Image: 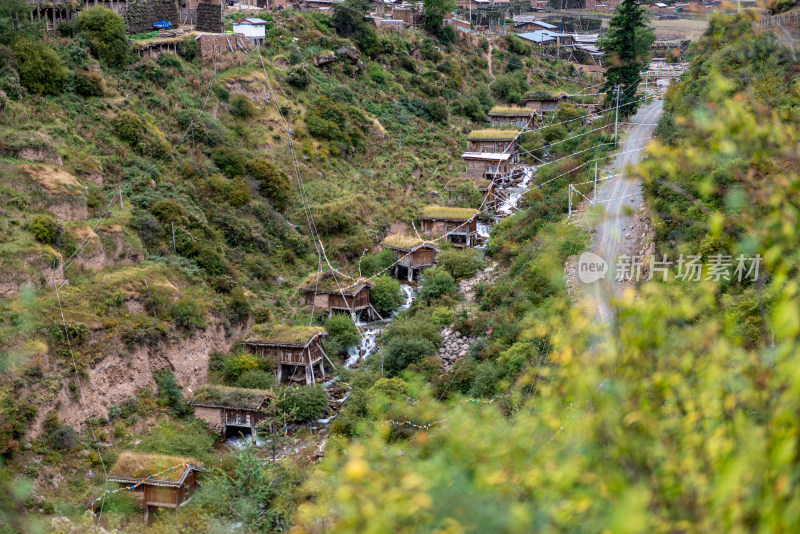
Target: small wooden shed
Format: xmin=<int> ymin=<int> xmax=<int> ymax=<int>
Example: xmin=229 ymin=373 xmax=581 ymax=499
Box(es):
xmin=444 ymin=178 xmax=499 ymax=211
xmin=487 ymin=106 xmax=535 ymax=128
xmin=380 ymin=234 xmax=439 ymax=281
xmin=522 ymin=93 xmax=567 ymax=113
xmin=108 ymin=452 xmax=204 ymax=521
xmin=241 ymin=325 xmax=332 ymax=385
xmin=461 ymin=152 xmax=513 ymax=181
xmin=189 ymin=385 xmax=273 ymax=439
xmin=419 ymin=206 xmax=479 ymax=248
xmin=466 ymin=129 xmax=520 ymax=161
xmin=300 ymin=272 xmax=381 ymax=321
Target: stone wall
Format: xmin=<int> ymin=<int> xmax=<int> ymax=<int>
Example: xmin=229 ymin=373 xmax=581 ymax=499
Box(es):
xmin=196 ymin=1 xmax=223 ymax=32
xmin=126 ymin=0 xmax=180 ymax=35
xmin=193 ymin=406 xmax=223 ymax=434
xmin=196 ymin=33 xmax=251 ymax=57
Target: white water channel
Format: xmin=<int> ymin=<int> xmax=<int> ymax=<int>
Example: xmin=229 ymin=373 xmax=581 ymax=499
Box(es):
xmin=497 ymin=167 xmax=534 ymax=216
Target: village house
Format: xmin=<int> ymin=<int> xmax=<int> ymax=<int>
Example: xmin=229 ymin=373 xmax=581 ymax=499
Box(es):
xmin=232 ymin=17 xmax=267 ymax=46
xmin=521 ymin=92 xmax=566 ymax=113
xmin=300 ymin=272 xmax=381 ymax=321
xmin=293 ymin=0 xmax=342 ymax=13
xmin=189 ymin=385 xmax=273 ymax=439
xmin=487 ymin=106 xmax=535 ymax=128
xmin=391 ymin=5 xmax=422 ymax=27
xmin=466 ymin=129 xmax=520 ymax=160
xmin=461 ymin=152 xmax=513 ymax=181
xmin=444 ymin=177 xmax=499 ymax=212
xmin=380 ymin=234 xmax=439 ymax=281
xmin=512 ymin=15 xmax=558 ymax=33
xmin=457 ymin=0 xmax=492 ymax=9
xmin=419 ymin=206 xmax=479 ymax=248
xmin=108 ymin=452 xmax=204 ymax=521
xmin=240 ymin=325 xmax=333 ymax=385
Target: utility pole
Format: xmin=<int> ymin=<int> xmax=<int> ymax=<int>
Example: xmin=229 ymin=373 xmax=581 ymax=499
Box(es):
xmin=613 ymin=85 xmax=621 ymax=148
xmin=567 ymin=185 xmax=573 ymax=219
xmin=593 ymin=160 xmax=598 ymax=203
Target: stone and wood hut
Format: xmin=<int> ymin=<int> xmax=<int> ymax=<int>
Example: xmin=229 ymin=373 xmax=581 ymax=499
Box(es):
xmin=487 ymin=106 xmax=535 ymax=128
xmin=108 ymin=452 xmax=204 ymax=521
xmin=521 ymin=92 xmax=566 ymax=113
xmin=241 ymin=325 xmax=332 ymax=385
xmin=466 ymin=129 xmax=520 ymax=161
xmin=300 ymin=272 xmax=381 ymax=321
xmin=461 ymin=152 xmax=513 ymax=181
xmin=419 ymin=206 xmax=479 ymax=248
xmin=380 ymin=234 xmax=439 ymax=281
xmin=189 ymin=385 xmax=273 ymax=439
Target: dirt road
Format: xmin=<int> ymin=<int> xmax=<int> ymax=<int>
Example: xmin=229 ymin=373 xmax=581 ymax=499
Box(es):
xmin=588 ymin=100 xmax=663 ymax=323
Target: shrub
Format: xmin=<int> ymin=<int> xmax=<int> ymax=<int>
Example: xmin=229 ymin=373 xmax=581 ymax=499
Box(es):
xmin=224 ymin=352 xmax=267 ymax=383
xmin=286 ymin=64 xmax=311 ymax=88
xmin=326 ymin=314 xmax=360 ymax=352
xmin=212 ymin=147 xmax=246 ymax=178
xmin=541 ymin=124 xmax=568 ymax=144
xmin=277 ymin=385 xmax=328 ymax=422
xmin=504 ymin=35 xmax=529 ymax=55
xmin=361 ymin=249 xmax=396 ymax=278
xmin=418 ymin=267 xmax=457 ymax=303
xmin=431 ymin=306 xmax=455 ymax=327
xmin=57 ymin=21 xmax=77 ymax=38
xmin=463 ymin=96 xmax=485 ymax=122
xmin=491 ymin=72 xmax=527 ymax=103
xmin=0 ymin=89 xmax=6 ymax=111
xmin=227 ymin=287 xmax=251 ymax=325
xmin=171 ymin=295 xmax=206 ymax=331
xmin=29 ymin=214 xmax=59 ymax=244
xmin=427 ymin=99 xmax=449 ymax=123
xmin=113 ymin=111 xmax=143 ymax=144
xmin=451 ymin=182 xmax=482 ymax=208
xmin=137 ymin=419 xmax=216 ymax=459
xmin=236 ymin=369 xmax=275 ymax=389
xmin=76 ymin=6 xmax=129 ymax=68
xmin=157 ymin=53 xmax=182 ymax=72
xmin=369 ymin=377 xmax=409 ymax=398
xmin=468 ymin=361 xmax=500 ymax=398
xmin=370 ymin=275 xmax=403 ymax=315
xmin=246 ymin=159 xmax=290 ymax=210
xmin=177 ymin=38 xmax=198 ymax=62
xmin=48 ymin=424 xmax=79 ymax=451
xmin=437 ymin=249 xmax=484 ymax=281
xmin=74 ymin=70 xmax=105 ymax=97
xmin=153 ymin=369 xmax=192 ymax=416
xmin=230 ymin=94 xmax=257 ymax=119
xmin=13 ymin=40 xmax=66 ymax=95
xmin=383 ymin=337 xmax=436 ymax=377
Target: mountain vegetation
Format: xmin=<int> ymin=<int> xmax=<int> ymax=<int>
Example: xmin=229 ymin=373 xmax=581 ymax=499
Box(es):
xmin=1 ymin=2 xmax=797 ymax=533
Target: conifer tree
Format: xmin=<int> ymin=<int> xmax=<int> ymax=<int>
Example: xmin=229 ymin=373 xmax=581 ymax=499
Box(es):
xmin=597 ymin=0 xmax=655 ymax=115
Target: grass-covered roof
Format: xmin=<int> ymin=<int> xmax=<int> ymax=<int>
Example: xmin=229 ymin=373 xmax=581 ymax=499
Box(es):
xmin=380 ymin=234 xmax=438 ymax=251
xmin=243 ymin=324 xmax=326 ymax=345
xmin=488 ymin=106 xmax=533 ymax=116
xmin=109 ymin=452 xmax=201 ymax=482
xmin=421 ymin=205 xmax=479 ymax=221
xmin=467 ymin=129 xmax=519 ymax=140
xmin=300 ymin=271 xmax=372 ymax=293
xmin=190 ymin=385 xmax=271 ymax=410
xmin=445 ymin=177 xmax=493 ymax=190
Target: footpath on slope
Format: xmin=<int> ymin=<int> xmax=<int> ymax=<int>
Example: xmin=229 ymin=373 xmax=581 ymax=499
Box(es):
xmin=566 ymin=100 xmax=664 ymax=323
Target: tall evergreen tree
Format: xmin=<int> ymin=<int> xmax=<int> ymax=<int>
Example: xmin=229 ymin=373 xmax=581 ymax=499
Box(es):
xmin=597 ymin=0 xmax=655 ymax=116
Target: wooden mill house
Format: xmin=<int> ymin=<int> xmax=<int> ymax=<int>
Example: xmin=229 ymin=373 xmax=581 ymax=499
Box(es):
xmin=419 ymin=206 xmax=479 ymax=248
xmin=108 ymin=452 xmax=204 ymax=521
xmin=380 ymin=234 xmax=439 ymax=281
xmin=487 ymin=106 xmax=535 ymax=128
xmin=466 ymin=129 xmax=520 ymax=161
xmin=300 ymin=272 xmax=381 ymax=321
xmin=444 ymin=177 xmax=499 ymax=212
xmin=189 ymin=385 xmax=273 ymax=439
xmin=461 ymin=152 xmax=513 ymax=181
xmin=522 ymin=92 xmax=567 ymax=113
xmin=241 ymin=325 xmax=333 ymax=385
